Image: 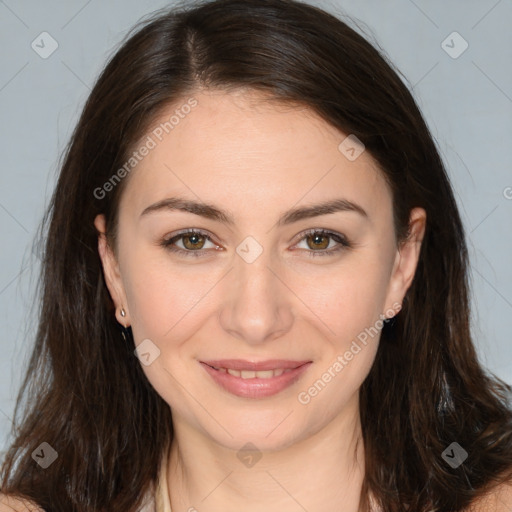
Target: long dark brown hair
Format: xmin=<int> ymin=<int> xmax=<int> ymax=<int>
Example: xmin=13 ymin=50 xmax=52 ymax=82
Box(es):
xmin=1 ymin=0 xmax=511 ymax=510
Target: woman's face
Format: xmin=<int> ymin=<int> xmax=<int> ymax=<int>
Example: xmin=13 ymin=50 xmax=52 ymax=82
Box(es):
xmin=95 ymin=89 xmax=425 ymax=451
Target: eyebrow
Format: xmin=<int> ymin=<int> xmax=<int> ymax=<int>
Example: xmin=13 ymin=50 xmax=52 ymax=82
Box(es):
xmin=140 ymin=196 xmax=368 ymax=226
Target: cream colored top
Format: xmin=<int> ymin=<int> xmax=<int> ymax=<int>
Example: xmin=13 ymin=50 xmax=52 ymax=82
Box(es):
xmin=155 ymin=444 xmax=172 ymax=512
xmin=138 ymin=444 xmax=172 ymax=512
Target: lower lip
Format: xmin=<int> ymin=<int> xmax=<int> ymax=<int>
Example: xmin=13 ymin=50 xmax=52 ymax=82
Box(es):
xmin=200 ymin=362 xmax=312 ymax=399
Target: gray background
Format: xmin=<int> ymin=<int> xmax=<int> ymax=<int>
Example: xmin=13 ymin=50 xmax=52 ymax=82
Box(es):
xmin=1 ymin=0 xmax=511 ymax=456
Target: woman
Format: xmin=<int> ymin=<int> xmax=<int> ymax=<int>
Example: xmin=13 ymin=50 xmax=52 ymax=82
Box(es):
xmin=1 ymin=0 xmax=512 ymax=510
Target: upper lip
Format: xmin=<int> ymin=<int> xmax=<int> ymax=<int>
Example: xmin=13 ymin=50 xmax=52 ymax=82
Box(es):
xmin=201 ymin=359 xmax=311 ymax=371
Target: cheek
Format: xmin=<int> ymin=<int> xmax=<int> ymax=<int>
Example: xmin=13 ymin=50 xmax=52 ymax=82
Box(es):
xmin=121 ymin=254 xmax=212 ymax=403
xmin=123 ymin=256 xmax=210 ymax=341
xmin=292 ymin=261 xmax=390 ymax=411
xmin=291 ymin=254 xmax=393 ymax=343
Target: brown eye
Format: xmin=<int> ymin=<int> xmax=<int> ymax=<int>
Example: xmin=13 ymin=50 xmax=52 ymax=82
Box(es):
xmin=161 ymin=229 xmax=219 ymax=258
xmin=305 ymin=233 xmax=330 ymax=250
xmin=182 ymin=232 xmax=206 ymax=250
xmin=294 ymin=229 xmax=351 ymax=258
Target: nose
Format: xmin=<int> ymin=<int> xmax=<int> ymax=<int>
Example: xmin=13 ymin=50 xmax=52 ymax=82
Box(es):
xmin=218 ymin=245 xmax=295 ymax=346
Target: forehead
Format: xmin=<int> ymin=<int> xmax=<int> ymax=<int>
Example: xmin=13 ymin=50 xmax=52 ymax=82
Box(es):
xmin=120 ymin=89 xmax=391 ymax=224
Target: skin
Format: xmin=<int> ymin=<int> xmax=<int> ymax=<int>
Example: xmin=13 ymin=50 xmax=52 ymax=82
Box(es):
xmin=94 ymin=88 xmax=426 ymax=512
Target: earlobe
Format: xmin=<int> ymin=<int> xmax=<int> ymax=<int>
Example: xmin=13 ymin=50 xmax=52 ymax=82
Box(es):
xmin=384 ymin=207 xmax=426 ymax=316
xmin=94 ymin=214 xmax=130 ymax=326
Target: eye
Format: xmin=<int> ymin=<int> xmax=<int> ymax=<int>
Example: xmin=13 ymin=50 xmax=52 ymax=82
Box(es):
xmin=161 ymin=229 xmax=220 ymax=258
xmin=293 ymin=229 xmax=351 ymax=258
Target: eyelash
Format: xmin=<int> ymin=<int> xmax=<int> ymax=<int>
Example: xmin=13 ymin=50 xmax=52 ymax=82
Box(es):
xmin=160 ymin=228 xmax=351 ymax=259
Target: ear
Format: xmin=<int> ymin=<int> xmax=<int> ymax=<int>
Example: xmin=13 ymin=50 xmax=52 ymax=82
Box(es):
xmin=383 ymin=207 xmax=426 ymax=318
xmin=94 ymin=214 xmax=130 ymax=326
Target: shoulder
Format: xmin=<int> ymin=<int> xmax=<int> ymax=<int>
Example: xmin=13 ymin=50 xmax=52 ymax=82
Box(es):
xmin=465 ymin=479 xmax=512 ymax=512
xmin=0 ymin=494 xmax=43 ymax=512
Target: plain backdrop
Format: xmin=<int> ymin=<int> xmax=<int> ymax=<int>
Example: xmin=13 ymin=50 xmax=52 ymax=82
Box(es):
xmin=0 ymin=0 xmax=511 ymax=456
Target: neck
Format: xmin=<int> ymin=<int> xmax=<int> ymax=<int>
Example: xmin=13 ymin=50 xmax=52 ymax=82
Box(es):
xmin=167 ymin=393 xmax=367 ymax=512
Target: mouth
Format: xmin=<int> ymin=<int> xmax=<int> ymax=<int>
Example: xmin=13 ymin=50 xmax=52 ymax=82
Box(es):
xmin=199 ymin=359 xmax=312 ymax=398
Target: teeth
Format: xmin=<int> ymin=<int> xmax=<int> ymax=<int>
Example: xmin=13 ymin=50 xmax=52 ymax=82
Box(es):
xmin=218 ymin=367 xmax=291 ymax=379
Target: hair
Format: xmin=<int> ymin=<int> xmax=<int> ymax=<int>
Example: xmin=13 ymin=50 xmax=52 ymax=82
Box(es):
xmin=1 ymin=0 xmax=511 ymax=510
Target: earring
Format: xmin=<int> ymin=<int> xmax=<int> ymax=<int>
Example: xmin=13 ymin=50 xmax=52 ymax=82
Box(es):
xmin=118 ymin=307 xmax=132 ymax=342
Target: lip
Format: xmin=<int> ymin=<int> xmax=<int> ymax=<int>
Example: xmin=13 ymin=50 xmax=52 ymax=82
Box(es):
xmin=200 ymin=360 xmax=312 ymax=399
xmin=201 ymin=359 xmax=311 ymax=371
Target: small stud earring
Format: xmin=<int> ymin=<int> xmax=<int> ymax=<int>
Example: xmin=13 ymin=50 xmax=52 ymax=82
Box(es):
xmin=120 ymin=308 xmax=126 ymax=317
